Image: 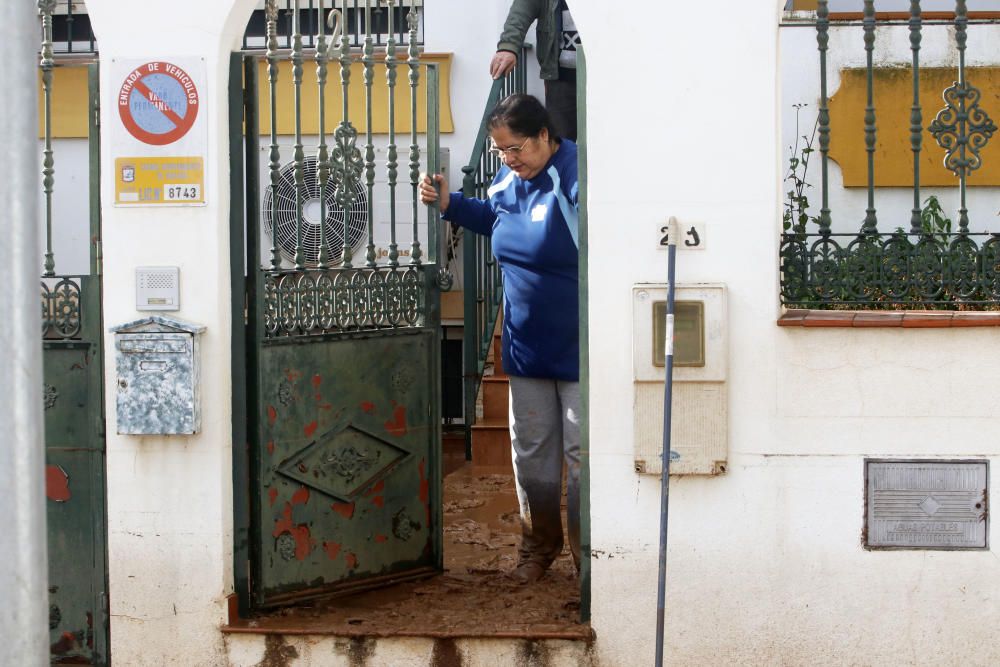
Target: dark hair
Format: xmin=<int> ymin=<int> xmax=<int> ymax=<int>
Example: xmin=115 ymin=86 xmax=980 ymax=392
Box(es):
xmin=486 ymin=94 xmax=558 ymax=140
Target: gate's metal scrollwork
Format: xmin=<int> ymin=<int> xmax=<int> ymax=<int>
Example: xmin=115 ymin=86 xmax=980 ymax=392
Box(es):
xmin=245 ymin=0 xmax=442 ymax=609
xmin=258 ymin=0 xmax=437 ymax=338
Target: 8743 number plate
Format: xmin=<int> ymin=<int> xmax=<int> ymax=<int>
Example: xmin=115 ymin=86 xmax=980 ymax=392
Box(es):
xmin=165 ymin=184 xmax=201 ymax=201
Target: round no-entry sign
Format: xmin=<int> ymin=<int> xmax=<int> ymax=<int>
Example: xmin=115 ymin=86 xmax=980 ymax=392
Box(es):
xmin=118 ymin=61 xmax=199 ymax=146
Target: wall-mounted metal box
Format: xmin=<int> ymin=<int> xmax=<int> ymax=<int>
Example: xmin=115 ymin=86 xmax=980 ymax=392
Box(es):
xmin=865 ymin=459 xmax=988 ymax=550
xmin=632 ymin=283 xmax=728 ymax=476
xmin=110 ymin=316 xmax=206 ymax=435
xmin=136 ymin=266 xmax=180 ymax=311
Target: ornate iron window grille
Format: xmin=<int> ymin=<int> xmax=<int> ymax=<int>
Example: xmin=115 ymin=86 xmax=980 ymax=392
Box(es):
xmin=779 ymin=0 xmax=1000 ymax=310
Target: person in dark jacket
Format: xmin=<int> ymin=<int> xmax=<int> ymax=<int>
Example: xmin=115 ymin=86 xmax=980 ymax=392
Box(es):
xmin=419 ymin=95 xmax=579 ymax=584
xmin=489 ymin=0 xmax=580 ymax=142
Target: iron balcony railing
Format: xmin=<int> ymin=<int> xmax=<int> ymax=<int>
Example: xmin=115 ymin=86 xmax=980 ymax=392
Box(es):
xmin=243 ymin=0 xmax=424 ymax=51
xmin=779 ymin=0 xmax=1000 ymax=309
xmin=460 ymin=49 xmax=529 ymax=454
xmin=41 ymin=0 xmax=424 ymax=56
xmin=783 ymin=0 xmax=1000 ymax=16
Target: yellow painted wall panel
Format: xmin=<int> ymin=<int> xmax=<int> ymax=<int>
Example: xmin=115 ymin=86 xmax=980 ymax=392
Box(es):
xmin=39 ymin=54 xmax=454 ymax=139
xmin=254 ymin=53 xmax=454 ymax=135
xmin=38 ymin=65 xmax=90 ymax=139
xmin=828 ymin=67 xmax=1000 ymax=187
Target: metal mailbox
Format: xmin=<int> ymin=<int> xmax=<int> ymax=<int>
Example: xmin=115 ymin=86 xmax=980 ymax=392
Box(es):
xmin=110 ymin=315 xmax=206 ymax=435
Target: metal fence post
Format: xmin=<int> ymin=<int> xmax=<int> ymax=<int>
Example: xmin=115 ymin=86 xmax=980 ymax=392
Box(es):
xmin=0 ymin=1 xmax=48 ymax=665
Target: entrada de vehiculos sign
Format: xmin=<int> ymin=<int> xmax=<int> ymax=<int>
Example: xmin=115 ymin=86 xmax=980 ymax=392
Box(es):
xmin=112 ymin=58 xmax=206 ymax=206
xmin=118 ymin=61 xmax=199 ymax=145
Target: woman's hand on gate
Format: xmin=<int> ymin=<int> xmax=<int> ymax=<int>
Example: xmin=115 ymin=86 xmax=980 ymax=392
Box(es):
xmin=419 ymin=172 xmax=449 ymax=214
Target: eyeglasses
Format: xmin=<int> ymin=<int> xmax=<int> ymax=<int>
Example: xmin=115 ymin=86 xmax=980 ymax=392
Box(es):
xmin=488 ymin=136 xmax=533 ymax=159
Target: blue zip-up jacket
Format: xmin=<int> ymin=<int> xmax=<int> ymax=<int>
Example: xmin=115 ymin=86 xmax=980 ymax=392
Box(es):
xmin=443 ymin=140 xmax=579 ymax=381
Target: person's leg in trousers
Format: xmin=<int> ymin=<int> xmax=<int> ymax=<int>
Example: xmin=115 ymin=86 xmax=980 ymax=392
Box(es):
xmin=558 ymin=380 xmax=581 ymax=570
xmin=509 ymin=376 xmax=565 ymax=578
xmin=544 ymin=78 xmax=578 ymax=142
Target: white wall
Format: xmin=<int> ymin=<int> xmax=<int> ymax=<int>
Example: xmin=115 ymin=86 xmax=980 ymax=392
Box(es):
xmin=86 ymin=1 xmax=257 ymax=665
xmin=572 ymin=0 xmax=1000 ymax=664
xmin=427 ymin=0 xmax=543 ymax=166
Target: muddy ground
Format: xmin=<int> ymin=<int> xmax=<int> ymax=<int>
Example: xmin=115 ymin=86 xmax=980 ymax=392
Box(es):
xmin=237 ymin=464 xmax=586 ymax=638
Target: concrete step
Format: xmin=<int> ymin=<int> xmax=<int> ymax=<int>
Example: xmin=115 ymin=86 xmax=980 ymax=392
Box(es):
xmin=226 ymin=632 xmax=595 ymax=666
xmin=471 ymin=420 xmax=511 ymax=467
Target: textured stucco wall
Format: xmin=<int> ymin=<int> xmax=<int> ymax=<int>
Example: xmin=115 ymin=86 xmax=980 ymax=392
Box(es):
xmin=570 ymin=0 xmax=1000 ymax=664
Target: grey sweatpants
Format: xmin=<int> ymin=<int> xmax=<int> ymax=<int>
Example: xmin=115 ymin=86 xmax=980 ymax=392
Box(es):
xmin=508 ymin=376 xmax=580 ymax=568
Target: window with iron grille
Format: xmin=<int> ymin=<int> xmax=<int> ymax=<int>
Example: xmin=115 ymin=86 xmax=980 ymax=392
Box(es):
xmin=779 ymin=1 xmax=1000 ymax=311
xmin=43 ymin=1 xmax=425 ymax=56
xmin=46 ymin=1 xmax=96 ymax=55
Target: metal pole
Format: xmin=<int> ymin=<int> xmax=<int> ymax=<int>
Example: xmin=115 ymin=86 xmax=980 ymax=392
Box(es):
xmin=654 ymin=216 xmax=679 ymax=667
xmin=0 ymin=0 xmax=48 ymax=665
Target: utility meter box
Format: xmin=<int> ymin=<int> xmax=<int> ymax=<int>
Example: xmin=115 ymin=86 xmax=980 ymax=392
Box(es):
xmin=632 ymin=283 xmax=727 ymax=476
xmin=110 ymin=315 xmax=206 ymax=435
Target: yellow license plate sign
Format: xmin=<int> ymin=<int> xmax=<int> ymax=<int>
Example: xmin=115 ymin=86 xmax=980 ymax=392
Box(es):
xmin=115 ymin=156 xmax=205 ymax=205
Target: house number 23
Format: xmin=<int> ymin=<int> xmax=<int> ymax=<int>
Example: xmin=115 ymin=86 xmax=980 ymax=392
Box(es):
xmin=658 ymin=222 xmax=706 ymax=250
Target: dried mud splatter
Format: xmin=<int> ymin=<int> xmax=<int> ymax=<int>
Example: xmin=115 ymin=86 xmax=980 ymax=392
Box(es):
xmin=241 ymin=465 xmax=584 ymax=637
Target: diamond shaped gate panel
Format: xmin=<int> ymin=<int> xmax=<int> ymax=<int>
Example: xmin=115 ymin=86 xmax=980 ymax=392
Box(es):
xmin=236 ymin=2 xmax=444 ymax=609
xmin=276 ymin=424 xmax=410 ymax=501
xmin=256 ymin=334 xmax=439 ymax=605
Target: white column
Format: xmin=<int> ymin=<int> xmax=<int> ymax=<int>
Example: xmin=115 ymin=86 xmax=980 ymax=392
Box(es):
xmin=84 ymin=1 xmax=256 ymax=664
xmin=0 ymin=2 xmax=48 ymax=665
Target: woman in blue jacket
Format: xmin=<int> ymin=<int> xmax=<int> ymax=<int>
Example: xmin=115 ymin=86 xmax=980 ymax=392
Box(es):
xmin=420 ymin=94 xmax=579 ymax=584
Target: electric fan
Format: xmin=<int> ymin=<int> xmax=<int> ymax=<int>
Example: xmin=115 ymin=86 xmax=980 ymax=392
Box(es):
xmin=262 ymin=155 xmax=369 ymax=266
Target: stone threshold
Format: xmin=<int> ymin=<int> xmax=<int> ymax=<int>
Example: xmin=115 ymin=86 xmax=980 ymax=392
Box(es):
xmin=222 ymin=593 xmax=593 ymax=640
xmin=221 ymin=623 xmax=595 ymax=641
xmin=224 ymin=631 xmax=598 ymax=667
xmin=221 ymin=595 xmax=594 ymax=642
xmin=221 ymin=578 xmax=594 ymax=642
xmin=778 ymin=309 xmax=1000 ymax=328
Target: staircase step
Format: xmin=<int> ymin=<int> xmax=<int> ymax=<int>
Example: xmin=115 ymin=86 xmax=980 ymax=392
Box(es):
xmin=471 ymin=420 xmax=511 ymax=467
xmin=491 ymin=334 xmax=506 ymax=378
xmin=481 ymin=376 xmax=509 ymax=422
xmin=471 ymin=419 xmax=508 ymax=429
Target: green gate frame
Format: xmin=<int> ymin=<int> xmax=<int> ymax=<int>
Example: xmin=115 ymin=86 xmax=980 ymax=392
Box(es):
xmin=230 ymin=27 xmax=444 ymax=609
xmin=42 ymin=62 xmax=109 ymax=666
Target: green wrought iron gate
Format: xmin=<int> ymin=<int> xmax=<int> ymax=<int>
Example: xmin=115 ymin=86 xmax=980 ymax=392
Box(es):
xmin=38 ymin=39 xmax=109 ymax=667
xmin=237 ymin=0 xmax=444 ymax=609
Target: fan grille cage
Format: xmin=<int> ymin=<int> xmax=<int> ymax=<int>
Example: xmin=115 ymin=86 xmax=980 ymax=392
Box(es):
xmin=262 ymin=156 xmax=369 ymax=266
